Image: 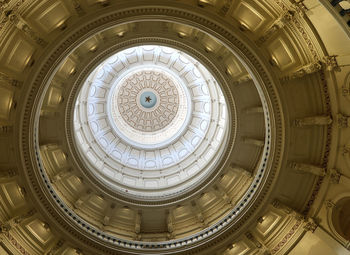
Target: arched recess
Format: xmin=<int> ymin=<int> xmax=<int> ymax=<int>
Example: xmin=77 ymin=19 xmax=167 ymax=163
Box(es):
xmin=331 ymin=197 xmax=350 ymax=242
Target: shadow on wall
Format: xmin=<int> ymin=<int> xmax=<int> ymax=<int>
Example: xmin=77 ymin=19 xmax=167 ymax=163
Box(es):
xmin=332 ymin=197 xmax=350 ymax=241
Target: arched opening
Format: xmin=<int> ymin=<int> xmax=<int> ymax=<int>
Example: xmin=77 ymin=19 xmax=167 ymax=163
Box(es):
xmin=332 ymin=197 xmax=350 ymax=241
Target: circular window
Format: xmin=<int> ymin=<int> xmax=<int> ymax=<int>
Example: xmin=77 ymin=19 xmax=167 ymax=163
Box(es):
xmin=74 ymin=45 xmax=229 ymax=199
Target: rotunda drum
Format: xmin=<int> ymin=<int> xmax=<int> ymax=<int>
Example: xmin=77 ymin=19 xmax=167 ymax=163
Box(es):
xmin=74 ymin=45 xmax=229 ymax=198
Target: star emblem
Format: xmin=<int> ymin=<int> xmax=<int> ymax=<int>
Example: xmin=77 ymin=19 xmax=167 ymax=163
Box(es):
xmin=145 ymin=96 xmax=152 ymax=103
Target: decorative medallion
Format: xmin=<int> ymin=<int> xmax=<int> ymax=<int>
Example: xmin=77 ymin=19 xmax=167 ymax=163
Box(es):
xmin=115 ymin=70 xmax=179 ymax=132
xmin=140 ymin=91 xmax=157 ymax=108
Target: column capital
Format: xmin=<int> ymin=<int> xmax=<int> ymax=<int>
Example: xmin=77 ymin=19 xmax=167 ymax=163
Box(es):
xmin=323 ymin=55 xmax=340 ymax=71
xmin=303 ymin=218 xmax=318 ymax=232
xmin=292 ymin=1 xmax=308 ymax=16
xmin=329 ymin=168 xmax=341 ymax=184
xmin=337 ymin=113 xmax=350 ymax=128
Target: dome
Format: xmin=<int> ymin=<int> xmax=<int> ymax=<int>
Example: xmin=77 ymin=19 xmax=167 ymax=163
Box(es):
xmin=74 ymin=45 xmax=229 ymax=198
xmin=30 ymin=15 xmax=274 ymax=249
xmin=0 ymin=0 xmax=349 ymax=255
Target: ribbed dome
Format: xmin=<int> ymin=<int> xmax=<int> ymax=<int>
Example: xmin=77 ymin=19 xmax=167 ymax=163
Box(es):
xmin=26 ymin=13 xmax=276 ymax=251
xmin=74 ymin=45 xmax=229 ymax=198
xmin=1 ymin=0 xmax=347 ymax=254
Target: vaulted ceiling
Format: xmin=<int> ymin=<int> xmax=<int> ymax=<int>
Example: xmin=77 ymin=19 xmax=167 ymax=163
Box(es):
xmin=0 ymin=0 xmax=349 ymax=254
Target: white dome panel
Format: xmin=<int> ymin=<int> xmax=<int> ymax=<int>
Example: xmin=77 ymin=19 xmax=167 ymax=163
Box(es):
xmin=74 ymin=45 xmax=229 ymax=198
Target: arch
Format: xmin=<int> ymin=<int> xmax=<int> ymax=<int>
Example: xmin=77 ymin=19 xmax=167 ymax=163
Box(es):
xmin=332 ymin=197 xmax=350 ymax=241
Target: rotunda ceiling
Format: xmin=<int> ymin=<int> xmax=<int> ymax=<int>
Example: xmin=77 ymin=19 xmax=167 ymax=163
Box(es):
xmin=11 ymin=2 xmax=321 ymax=254
xmin=30 ymin=15 xmax=279 ymax=251
xmin=0 ymin=0 xmax=346 ymax=254
xmin=74 ymin=45 xmax=229 ymax=198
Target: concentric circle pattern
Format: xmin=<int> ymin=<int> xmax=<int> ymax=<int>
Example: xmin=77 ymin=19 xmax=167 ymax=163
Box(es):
xmin=139 ymin=91 xmax=158 ymax=109
xmin=111 ymin=68 xmax=187 ymax=143
xmin=32 ymin=16 xmax=275 ymax=252
xmin=115 ymin=70 xmax=179 ymax=132
xmin=3 ymin=0 xmax=343 ymax=254
xmin=25 ymin=6 xmax=293 ymax=252
xmin=74 ymin=45 xmax=229 ymax=198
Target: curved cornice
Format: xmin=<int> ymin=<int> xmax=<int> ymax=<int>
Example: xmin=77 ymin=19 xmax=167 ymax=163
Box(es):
xmin=17 ymin=3 xmax=285 ymax=254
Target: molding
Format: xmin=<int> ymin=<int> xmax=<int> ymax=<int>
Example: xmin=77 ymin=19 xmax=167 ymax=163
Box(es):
xmin=16 ymin=3 xmax=285 ymax=254
xmin=270 ymin=219 xmax=303 ymax=254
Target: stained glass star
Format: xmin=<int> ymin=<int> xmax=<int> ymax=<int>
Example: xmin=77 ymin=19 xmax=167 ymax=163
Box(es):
xmin=145 ymin=96 xmax=152 ymax=103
